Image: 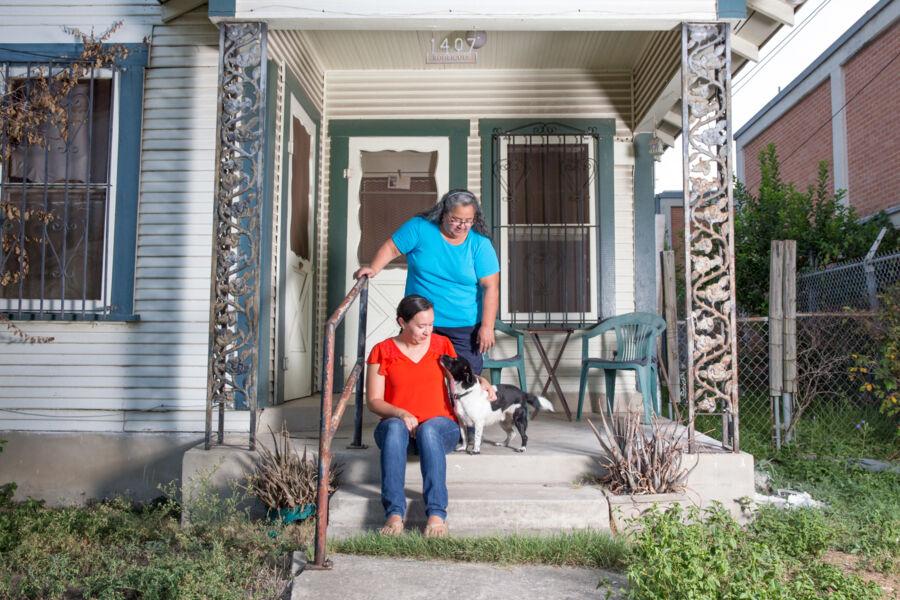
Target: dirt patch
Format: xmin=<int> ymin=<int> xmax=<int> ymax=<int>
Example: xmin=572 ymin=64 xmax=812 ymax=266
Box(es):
xmin=823 ymin=551 xmax=899 ymax=599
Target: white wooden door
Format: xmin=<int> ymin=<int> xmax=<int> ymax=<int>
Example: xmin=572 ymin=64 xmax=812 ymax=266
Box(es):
xmin=343 ymin=136 xmax=450 ymax=367
xmin=281 ymin=97 xmax=317 ymax=401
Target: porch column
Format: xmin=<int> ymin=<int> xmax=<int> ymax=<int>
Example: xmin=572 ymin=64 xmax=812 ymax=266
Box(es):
xmin=205 ymin=22 xmax=268 ymax=450
xmin=680 ymin=22 xmax=740 ymax=452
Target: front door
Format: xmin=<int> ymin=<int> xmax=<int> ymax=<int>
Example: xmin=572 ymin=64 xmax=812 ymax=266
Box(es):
xmin=343 ymin=136 xmax=450 ymax=367
xmin=280 ymin=96 xmax=317 ymax=401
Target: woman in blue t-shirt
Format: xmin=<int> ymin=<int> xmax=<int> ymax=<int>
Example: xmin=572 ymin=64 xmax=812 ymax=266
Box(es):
xmin=353 ymin=189 xmax=500 ymax=373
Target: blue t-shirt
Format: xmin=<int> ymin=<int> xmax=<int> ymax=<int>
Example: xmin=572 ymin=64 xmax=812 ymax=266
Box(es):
xmin=391 ymin=217 xmax=499 ymax=328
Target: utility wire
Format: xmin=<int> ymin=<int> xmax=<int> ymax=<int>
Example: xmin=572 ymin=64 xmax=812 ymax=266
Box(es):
xmin=779 ymin=46 xmax=900 ymax=168
xmin=734 ymin=0 xmax=833 ymax=95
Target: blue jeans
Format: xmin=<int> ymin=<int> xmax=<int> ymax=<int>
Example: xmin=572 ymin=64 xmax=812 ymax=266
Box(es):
xmin=374 ymin=416 xmax=459 ymax=520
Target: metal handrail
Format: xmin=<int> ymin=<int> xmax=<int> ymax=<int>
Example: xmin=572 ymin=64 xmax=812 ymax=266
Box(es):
xmin=310 ymin=275 xmax=369 ymax=570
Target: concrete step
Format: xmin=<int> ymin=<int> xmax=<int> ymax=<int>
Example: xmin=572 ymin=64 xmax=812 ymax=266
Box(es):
xmin=327 ymin=443 xmax=602 ymax=486
xmin=326 ymin=482 xmax=611 ymax=538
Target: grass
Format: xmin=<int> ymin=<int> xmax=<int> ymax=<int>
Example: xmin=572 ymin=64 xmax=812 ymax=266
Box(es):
xmin=0 ymin=480 xmax=308 ymax=600
xmin=331 ymin=529 xmax=627 ymax=570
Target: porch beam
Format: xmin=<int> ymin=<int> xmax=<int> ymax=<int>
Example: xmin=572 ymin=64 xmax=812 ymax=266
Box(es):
xmin=205 ymin=22 xmax=268 ymax=450
xmin=216 ymin=0 xmax=718 ymax=29
xmin=653 ymin=128 xmax=677 ymax=149
xmin=161 ymin=0 xmax=207 ymax=22
xmin=680 ymin=22 xmax=739 ymax=452
xmin=662 ymin=108 xmax=682 ymax=129
xmin=747 ymin=0 xmax=795 ymax=26
xmin=731 ymin=33 xmax=760 ymax=62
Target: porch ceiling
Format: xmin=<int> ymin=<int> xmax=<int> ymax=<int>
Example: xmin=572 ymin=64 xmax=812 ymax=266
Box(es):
xmin=294 ymin=30 xmax=657 ymax=70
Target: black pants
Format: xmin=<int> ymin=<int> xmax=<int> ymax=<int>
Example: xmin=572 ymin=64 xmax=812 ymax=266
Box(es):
xmin=434 ymin=324 xmax=483 ymax=375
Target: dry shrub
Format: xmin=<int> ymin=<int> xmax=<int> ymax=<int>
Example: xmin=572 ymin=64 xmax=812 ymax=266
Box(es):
xmin=588 ymin=412 xmax=689 ymax=495
xmin=246 ymin=425 xmax=341 ymax=510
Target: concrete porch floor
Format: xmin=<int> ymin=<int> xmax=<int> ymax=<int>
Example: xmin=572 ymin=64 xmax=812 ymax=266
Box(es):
xmin=183 ymin=394 xmax=755 ymax=536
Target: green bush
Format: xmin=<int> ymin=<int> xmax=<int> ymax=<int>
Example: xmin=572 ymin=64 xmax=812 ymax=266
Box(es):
xmin=734 ymin=144 xmax=898 ymax=314
xmin=750 ymin=506 xmax=833 ymax=559
xmin=625 ymin=504 xmax=883 ymax=600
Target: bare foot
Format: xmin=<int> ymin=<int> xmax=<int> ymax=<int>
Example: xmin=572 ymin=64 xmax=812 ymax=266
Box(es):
xmin=424 ymin=516 xmax=448 ymax=538
xmin=380 ymin=514 xmax=404 ymax=536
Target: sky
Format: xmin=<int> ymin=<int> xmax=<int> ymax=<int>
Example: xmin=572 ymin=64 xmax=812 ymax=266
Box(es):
xmin=653 ymin=0 xmax=882 ymax=194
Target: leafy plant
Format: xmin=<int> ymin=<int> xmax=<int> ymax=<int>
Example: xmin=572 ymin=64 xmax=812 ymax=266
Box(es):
xmin=587 ymin=412 xmax=689 ymax=495
xmin=626 ymin=504 xmax=884 ymax=600
xmin=734 ymin=144 xmax=898 ymax=314
xmin=246 ymin=424 xmax=341 ymax=510
xmin=850 ymin=282 xmax=900 ymax=437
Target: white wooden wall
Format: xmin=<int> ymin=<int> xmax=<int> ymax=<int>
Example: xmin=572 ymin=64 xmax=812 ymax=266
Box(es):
xmin=0 ymin=8 xmax=249 ymax=433
xmin=0 ymin=0 xmax=160 ymax=43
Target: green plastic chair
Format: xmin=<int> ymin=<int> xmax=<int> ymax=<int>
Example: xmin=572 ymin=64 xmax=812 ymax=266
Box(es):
xmin=481 ymin=320 xmax=527 ymax=390
xmin=576 ymin=312 xmax=666 ymax=423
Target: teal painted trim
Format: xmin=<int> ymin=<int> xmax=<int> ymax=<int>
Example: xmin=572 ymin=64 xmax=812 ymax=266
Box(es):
xmin=275 ymin=64 xmax=322 ymax=403
xmin=108 ymin=63 xmax=145 ymax=320
xmin=717 ymin=0 xmax=746 ymax=18
xmin=326 ymin=119 xmax=468 ymax=388
xmin=633 ymin=133 xmax=657 ymax=314
xmin=327 ymin=136 xmax=350 ymax=387
xmin=1 ymin=44 xmax=148 ymax=322
xmin=328 ymin=120 xmax=469 ymax=138
xmin=3 ymin=311 xmax=139 ymax=322
xmin=208 ymin=0 xmax=236 ymax=17
xmin=0 ymin=44 xmax=149 ymax=67
xmin=477 ymin=118 xmax=617 ymax=319
xmin=256 ymin=60 xmax=279 ymax=410
xmin=596 ymin=126 xmax=616 ymax=319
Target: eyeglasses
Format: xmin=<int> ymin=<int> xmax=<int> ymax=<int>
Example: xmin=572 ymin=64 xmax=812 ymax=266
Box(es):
xmin=447 ymin=217 xmax=475 ymax=227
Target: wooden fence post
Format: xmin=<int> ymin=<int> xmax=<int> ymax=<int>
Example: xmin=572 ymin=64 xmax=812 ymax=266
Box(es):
xmin=769 ymin=241 xmax=784 ymax=449
xmin=662 ymin=251 xmax=681 ymax=419
xmin=782 ymin=240 xmax=797 ymax=444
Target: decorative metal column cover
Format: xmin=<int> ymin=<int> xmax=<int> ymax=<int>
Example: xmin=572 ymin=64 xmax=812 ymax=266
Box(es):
xmin=206 ymin=22 xmax=267 ymax=450
xmin=680 ymin=22 xmax=740 ymax=452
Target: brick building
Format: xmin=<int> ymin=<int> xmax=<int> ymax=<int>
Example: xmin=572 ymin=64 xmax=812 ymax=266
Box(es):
xmin=735 ymin=0 xmax=900 ymax=225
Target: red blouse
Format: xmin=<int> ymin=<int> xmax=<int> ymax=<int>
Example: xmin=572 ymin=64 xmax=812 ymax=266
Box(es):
xmin=367 ymin=334 xmax=457 ymax=423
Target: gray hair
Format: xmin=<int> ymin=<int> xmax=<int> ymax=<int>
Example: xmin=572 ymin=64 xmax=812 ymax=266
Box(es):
xmin=418 ymin=189 xmax=489 ymax=237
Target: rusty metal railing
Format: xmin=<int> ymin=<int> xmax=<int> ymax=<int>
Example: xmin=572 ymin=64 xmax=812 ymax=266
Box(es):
xmin=310 ymin=275 xmax=369 ymax=570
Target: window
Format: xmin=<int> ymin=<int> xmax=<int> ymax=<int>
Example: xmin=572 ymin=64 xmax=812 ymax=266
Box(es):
xmin=497 ymin=133 xmax=599 ymax=326
xmin=0 ymin=46 xmax=146 ymax=320
xmin=357 ymin=150 xmax=438 ymax=267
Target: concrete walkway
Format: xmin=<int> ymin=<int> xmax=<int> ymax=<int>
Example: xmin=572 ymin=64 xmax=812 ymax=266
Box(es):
xmin=291 ymin=554 xmax=628 ymax=600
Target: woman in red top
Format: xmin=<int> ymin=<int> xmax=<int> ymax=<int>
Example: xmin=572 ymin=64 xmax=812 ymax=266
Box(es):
xmin=367 ymin=294 xmax=461 ymax=538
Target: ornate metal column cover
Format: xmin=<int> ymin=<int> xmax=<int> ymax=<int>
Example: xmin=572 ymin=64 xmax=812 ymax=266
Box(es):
xmin=680 ymin=22 xmax=740 ymax=451
xmin=206 ymin=22 xmax=267 ymax=448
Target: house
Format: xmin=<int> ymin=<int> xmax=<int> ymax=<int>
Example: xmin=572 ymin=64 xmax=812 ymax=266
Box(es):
xmin=735 ymin=0 xmax=900 ymax=226
xmin=0 ymin=0 xmax=801 ymax=503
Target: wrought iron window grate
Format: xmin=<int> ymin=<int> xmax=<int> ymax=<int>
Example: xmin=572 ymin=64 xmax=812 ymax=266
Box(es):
xmin=491 ymin=123 xmax=600 ymax=329
xmin=0 ymin=61 xmax=116 ymax=319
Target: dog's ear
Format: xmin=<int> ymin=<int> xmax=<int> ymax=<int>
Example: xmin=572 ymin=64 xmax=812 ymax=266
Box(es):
xmin=462 ymin=362 xmax=477 ymax=387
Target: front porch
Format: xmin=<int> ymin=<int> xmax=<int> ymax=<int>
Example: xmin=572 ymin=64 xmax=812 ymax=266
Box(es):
xmin=184 ymin=394 xmax=754 ymax=537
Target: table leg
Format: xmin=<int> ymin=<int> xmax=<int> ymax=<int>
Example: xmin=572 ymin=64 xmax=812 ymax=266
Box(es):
xmin=529 ymin=332 xmax=573 ymax=421
xmin=541 ymin=330 xmax=572 ymax=397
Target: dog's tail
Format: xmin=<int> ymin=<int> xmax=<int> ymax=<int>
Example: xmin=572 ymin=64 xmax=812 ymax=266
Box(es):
xmin=526 ymin=394 xmax=555 ymax=417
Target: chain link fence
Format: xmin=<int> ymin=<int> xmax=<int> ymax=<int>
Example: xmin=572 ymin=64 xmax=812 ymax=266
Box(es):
xmin=798 ymin=251 xmax=900 ymax=312
xmin=666 ymin=250 xmax=899 ymax=455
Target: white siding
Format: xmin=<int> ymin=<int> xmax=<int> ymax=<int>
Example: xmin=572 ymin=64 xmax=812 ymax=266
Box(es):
xmin=0 ymin=8 xmax=251 ymax=433
xmin=310 ymin=68 xmax=638 ymax=400
xmin=0 ymin=0 xmax=160 ymax=43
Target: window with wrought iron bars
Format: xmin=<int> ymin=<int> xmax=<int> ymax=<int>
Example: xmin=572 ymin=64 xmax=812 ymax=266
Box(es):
xmin=495 ymin=131 xmax=599 ymax=328
xmin=0 ymin=62 xmax=117 ymax=317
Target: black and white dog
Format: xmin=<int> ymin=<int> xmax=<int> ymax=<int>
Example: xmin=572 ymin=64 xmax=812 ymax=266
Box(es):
xmin=440 ymin=354 xmax=554 ymax=454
